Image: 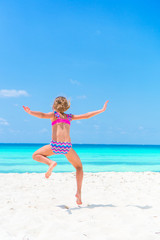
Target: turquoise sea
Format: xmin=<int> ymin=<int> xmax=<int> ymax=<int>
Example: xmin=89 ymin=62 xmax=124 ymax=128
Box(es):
xmin=0 ymin=144 xmax=160 ymax=173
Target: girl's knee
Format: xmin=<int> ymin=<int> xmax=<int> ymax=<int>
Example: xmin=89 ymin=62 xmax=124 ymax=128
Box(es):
xmin=76 ymin=165 xmax=83 ymax=171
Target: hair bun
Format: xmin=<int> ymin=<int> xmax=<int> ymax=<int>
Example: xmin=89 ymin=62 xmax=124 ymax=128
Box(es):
xmin=53 ymin=96 xmax=71 ymax=113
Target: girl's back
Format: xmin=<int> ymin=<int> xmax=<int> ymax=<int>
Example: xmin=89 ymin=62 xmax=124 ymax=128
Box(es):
xmin=51 ymin=111 xmax=72 ymax=142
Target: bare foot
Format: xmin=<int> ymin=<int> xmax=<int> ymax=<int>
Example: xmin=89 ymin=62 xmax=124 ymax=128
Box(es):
xmin=75 ymin=193 xmax=82 ymax=205
xmin=45 ymin=162 xmax=57 ymax=178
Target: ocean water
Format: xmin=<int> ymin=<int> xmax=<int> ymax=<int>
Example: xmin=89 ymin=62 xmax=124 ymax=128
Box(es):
xmin=0 ymin=144 xmax=160 ymax=173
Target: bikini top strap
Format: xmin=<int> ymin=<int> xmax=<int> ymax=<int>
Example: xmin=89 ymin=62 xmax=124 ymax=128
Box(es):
xmin=54 ymin=111 xmax=60 ymax=119
xmin=54 ymin=111 xmax=72 ymax=121
xmin=67 ymin=113 xmax=72 ymax=122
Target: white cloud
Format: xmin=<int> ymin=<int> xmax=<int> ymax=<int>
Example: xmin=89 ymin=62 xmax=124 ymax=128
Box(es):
xmin=93 ymin=124 xmax=100 ymax=130
xmin=116 ymin=127 xmax=127 ymax=134
xmin=9 ymin=129 xmax=20 ymax=134
xmin=70 ymin=79 xmax=80 ymax=86
xmin=0 ymin=89 xmax=29 ymax=98
xmin=77 ymin=95 xmax=87 ymax=99
xmin=120 ymin=131 xmax=127 ymax=135
xmin=39 ymin=128 xmax=49 ymax=134
xmin=138 ymin=126 xmax=144 ymax=130
xmin=0 ymin=118 xmax=9 ymax=126
xmin=76 ymin=120 xmax=81 ymax=124
xmin=96 ymin=30 xmax=101 ymax=35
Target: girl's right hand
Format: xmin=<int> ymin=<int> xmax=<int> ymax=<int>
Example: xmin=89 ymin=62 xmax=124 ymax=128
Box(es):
xmin=102 ymin=100 xmax=109 ymax=112
xmin=23 ymin=106 xmax=31 ymax=114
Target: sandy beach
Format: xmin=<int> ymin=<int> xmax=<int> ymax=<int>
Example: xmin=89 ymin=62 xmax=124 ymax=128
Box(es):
xmin=0 ymin=172 xmax=160 ymax=240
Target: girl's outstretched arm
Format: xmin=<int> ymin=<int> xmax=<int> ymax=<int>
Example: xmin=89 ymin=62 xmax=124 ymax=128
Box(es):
xmin=23 ymin=106 xmax=54 ymax=119
xmin=72 ymin=100 xmax=109 ymax=120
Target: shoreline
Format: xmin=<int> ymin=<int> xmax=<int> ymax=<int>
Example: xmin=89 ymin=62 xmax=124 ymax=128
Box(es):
xmin=0 ymin=171 xmax=160 ymax=174
xmin=0 ymin=172 xmax=160 ymax=239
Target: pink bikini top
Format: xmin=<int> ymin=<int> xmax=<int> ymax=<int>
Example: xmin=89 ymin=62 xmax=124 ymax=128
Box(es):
xmin=51 ymin=111 xmax=72 ymax=126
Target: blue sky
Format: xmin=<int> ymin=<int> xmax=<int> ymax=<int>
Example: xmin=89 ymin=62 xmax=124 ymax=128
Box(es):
xmin=0 ymin=0 xmax=160 ymax=144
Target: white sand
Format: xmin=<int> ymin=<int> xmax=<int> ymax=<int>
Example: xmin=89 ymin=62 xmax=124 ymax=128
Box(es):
xmin=0 ymin=172 xmax=160 ymax=240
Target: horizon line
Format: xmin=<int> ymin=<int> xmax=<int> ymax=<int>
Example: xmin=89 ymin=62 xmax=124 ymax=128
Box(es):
xmin=0 ymin=143 xmax=160 ymax=146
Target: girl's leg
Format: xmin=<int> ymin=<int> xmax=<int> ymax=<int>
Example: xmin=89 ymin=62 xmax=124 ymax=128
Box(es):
xmin=32 ymin=144 xmax=57 ymax=178
xmin=65 ymin=148 xmax=83 ymax=205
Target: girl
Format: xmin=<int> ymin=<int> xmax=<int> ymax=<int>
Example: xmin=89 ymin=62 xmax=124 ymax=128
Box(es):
xmin=23 ymin=96 xmax=109 ymax=205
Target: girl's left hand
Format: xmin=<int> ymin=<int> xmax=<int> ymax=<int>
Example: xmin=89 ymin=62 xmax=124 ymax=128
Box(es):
xmin=102 ymin=100 xmax=109 ymax=112
xmin=23 ymin=106 xmax=31 ymax=114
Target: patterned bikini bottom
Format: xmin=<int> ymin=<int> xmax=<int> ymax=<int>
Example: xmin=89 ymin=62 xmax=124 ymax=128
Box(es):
xmin=50 ymin=140 xmax=72 ymax=155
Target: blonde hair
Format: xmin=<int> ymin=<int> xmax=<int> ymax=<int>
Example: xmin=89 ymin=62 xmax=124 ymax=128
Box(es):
xmin=53 ymin=96 xmax=70 ymax=113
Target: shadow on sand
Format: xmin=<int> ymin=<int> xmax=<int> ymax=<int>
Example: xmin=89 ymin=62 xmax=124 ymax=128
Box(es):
xmin=57 ymin=204 xmax=116 ymax=214
xmin=126 ymin=205 xmax=152 ymax=209
xmin=57 ymin=203 xmax=152 ymax=214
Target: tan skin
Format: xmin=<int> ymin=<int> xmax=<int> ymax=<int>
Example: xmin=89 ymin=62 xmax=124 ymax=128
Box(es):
xmin=23 ymin=100 xmax=109 ymax=205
